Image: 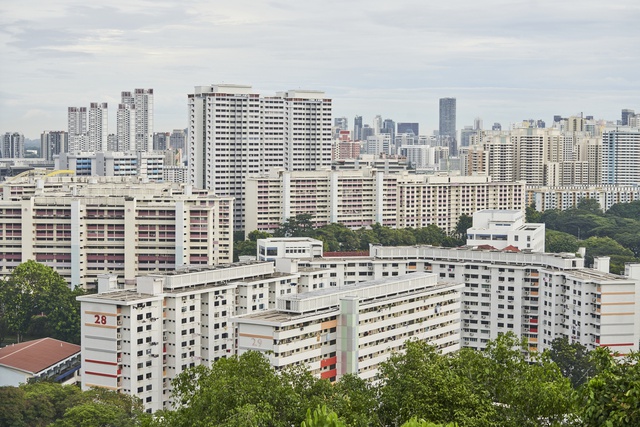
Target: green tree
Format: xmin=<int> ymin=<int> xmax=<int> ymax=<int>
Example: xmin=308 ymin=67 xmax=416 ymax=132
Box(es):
xmin=451 ymin=214 xmax=472 ymax=244
xmin=605 ymin=200 xmax=640 ymax=220
xmin=582 ymin=236 xmax=636 ymax=274
xmin=376 ymin=340 xmax=495 ymax=427
xmin=0 ymin=260 xmax=82 ymax=343
xmin=329 ymin=374 xmax=379 ymax=427
xmin=247 ymin=230 xmax=271 ymax=242
xmin=0 ymin=386 xmax=28 ymax=427
xmin=301 ymin=406 xmax=345 ymax=427
xmin=158 ymin=351 xmax=295 ymax=427
xmin=581 ymin=351 xmax=640 ymax=427
xmin=468 ymin=333 xmax=576 ymax=427
xmin=234 ymin=239 xmax=257 ymax=261
xmin=576 ymin=198 xmax=602 ymax=215
xmin=525 ymin=202 xmax=542 ymax=223
xmin=545 ymin=230 xmax=580 ymax=254
xmin=547 ymin=337 xmax=595 ymax=388
xmin=401 ymin=417 xmax=458 ymax=427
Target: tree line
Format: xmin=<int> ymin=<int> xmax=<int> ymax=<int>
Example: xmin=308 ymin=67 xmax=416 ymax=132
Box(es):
xmin=527 ymin=199 xmax=640 ymax=274
xmin=2 ymin=334 xmax=638 ymax=426
xmin=236 ymin=200 xmax=640 ymax=274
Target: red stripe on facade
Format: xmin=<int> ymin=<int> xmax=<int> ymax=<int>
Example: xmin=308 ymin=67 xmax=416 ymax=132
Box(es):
xmin=320 ymin=369 xmax=337 ymax=380
xmin=320 ymin=356 xmax=337 ymax=368
xmin=86 ymin=359 xmax=118 ymax=366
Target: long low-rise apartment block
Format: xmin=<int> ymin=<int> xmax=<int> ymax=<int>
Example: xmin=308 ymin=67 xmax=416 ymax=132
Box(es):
xmin=526 ymin=184 xmax=640 ymax=212
xmin=78 ymin=261 xmax=460 ymax=412
xmin=0 ymin=175 xmax=233 ymax=288
xmin=263 ymin=240 xmax=640 ymax=355
xmin=246 ymin=168 xmax=526 ymax=233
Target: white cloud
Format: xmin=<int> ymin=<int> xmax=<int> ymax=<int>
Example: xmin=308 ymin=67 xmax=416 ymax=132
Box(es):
xmin=1 ymin=0 xmax=639 ymax=137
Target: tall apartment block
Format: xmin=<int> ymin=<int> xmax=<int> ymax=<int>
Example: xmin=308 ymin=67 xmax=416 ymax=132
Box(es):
xmin=1 ymin=132 xmax=25 ymax=158
xmin=40 ymin=131 xmax=68 ymax=161
xmin=602 ymin=128 xmax=640 ymax=185
xmin=116 ymin=104 xmax=136 ymax=152
xmin=88 ymin=102 xmax=108 ymax=152
xmin=68 ymin=107 xmax=87 ymax=152
xmin=245 ymin=169 xmax=525 ymax=233
xmin=188 ymin=84 xmax=332 ymax=230
xmin=121 ymin=89 xmax=154 ymax=152
xmin=78 ymin=260 xmax=461 ymax=412
xmin=439 ymin=98 xmax=457 ymax=156
xmin=0 ymin=176 xmax=233 ymax=288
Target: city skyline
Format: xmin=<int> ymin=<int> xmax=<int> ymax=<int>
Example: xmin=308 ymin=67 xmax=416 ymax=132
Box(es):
xmin=1 ymin=1 xmax=639 ymax=138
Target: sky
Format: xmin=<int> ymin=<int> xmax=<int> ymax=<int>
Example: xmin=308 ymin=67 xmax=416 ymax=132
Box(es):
xmin=1 ymin=0 xmax=639 ymax=139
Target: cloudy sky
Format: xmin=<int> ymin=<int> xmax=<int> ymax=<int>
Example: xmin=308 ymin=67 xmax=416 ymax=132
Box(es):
xmin=1 ymin=0 xmax=639 ymax=138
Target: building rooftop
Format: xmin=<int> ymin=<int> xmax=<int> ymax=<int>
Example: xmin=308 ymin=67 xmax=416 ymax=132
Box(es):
xmin=0 ymin=338 xmax=80 ymax=375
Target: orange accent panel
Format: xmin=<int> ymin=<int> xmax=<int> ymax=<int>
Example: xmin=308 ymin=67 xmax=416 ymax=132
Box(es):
xmin=321 ymin=319 xmax=338 ymax=330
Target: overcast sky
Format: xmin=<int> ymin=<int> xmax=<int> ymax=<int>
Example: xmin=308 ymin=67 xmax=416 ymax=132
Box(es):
xmin=1 ymin=0 xmax=639 ymax=138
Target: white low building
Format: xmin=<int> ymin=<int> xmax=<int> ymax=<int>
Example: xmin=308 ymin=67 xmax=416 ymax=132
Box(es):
xmin=466 ymin=209 xmax=545 ymax=252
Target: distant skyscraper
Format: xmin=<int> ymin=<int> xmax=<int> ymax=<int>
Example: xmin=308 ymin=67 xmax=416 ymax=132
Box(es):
xmin=40 ymin=131 xmax=68 ymax=160
xmin=122 ymin=89 xmax=154 ymax=152
xmin=334 ymin=117 xmax=348 ymax=130
xmin=88 ymin=102 xmax=108 ymax=152
xmin=397 ymin=122 xmax=419 ymax=135
xmin=361 ymin=125 xmax=374 ymax=140
xmin=153 ymin=132 xmax=170 ymax=151
xmin=68 ymin=107 xmax=87 ymax=152
xmin=116 ymin=103 xmax=136 ymax=151
xmin=353 ymin=115 xmax=363 ymax=141
xmin=107 ymin=134 xmax=118 ymax=152
xmin=460 ymin=126 xmax=475 ymax=148
xmin=381 ymin=119 xmax=395 ymax=142
xmin=474 ymin=117 xmax=483 ymax=131
xmin=439 ymin=98 xmax=457 ymax=156
xmin=622 ymin=109 xmax=635 ymax=126
xmin=170 ymin=129 xmax=187 ymax=153
xmin=373 ymin=115 xmax=382 ymax=135
xmin=492 ymin=123 xmax=502 ymax=131
xmin=2 ymin=132 xmax=24 ymax=158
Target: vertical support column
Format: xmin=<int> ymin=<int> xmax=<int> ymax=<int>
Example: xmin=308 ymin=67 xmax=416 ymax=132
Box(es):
xmin=70 ymin=199 xmax=82 ymax=288
xmin=175 ymin=201 xmax=185 ymax=268
xmin=337 ymin=296 xmax=359 ymax=380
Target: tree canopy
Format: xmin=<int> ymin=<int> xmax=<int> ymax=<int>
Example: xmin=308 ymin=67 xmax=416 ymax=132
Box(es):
xmin=0 ymin=260 xmax=84 ymax=345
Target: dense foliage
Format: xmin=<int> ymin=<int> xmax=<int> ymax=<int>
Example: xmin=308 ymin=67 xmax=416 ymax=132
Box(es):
xmin=237 ymin=200 xmax=640 ymax=272
xmin=0 ymin=260 xmax=84 ymax=345
xmin=0 ymin=384 xmax=150 ymax=427
xmin=532 ymin=199 xmax=640 ymax=273
xmin=3 ymin=335 xmax=637 ymax=426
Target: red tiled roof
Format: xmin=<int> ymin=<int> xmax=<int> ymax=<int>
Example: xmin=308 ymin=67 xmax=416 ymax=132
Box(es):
xmin=0 ymin=338 xmax=80 ymax=374
xmin=476 ymin=244 xmax=496 ymax=250
xmin=503 ymin=245 xmax=521 ymax=252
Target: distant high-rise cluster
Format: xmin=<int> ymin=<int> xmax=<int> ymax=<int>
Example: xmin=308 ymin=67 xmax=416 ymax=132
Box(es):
xmin=67 ymin=89 xmax=153 ymax=153
xmin=2 ymin=132 xmax=25 ymax=158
